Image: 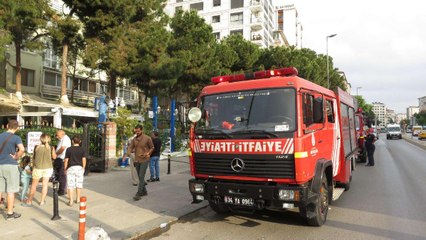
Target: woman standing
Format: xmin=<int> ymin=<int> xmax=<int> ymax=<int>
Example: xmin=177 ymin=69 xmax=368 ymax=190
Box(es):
xmin=25 ymin=133 xmax=57 ymax=206
xmin=365 ymin=128 xmax=377 ymax=166
xmin=64 ymin=135 xmax=86 ymax=206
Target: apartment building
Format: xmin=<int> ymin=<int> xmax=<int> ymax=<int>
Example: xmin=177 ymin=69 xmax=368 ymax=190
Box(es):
xmin=419 ymin=96 xmax=426 ymax=112
xmin=372 ymin=102 xmax=387 ymax=128
xmin=275 ymin=4 xmax=302 ymax=48
xmin=407 ymin=106 xmax=420 ymax=126
xmin=164 ymin=0 xmax=288 ymax=48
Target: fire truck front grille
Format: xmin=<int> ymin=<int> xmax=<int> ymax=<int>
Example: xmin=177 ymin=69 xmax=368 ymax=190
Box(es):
xmin=193 ymin=153 xmax=295 ymax=179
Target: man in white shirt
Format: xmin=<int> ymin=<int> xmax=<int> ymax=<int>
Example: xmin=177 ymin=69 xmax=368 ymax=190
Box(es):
xmin=54 ymin=130 xmax=71 ymax=196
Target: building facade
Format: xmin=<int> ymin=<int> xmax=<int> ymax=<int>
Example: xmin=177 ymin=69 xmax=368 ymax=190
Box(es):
xmin=407 ymin=106 xmax=420 ymax=126
xmin=275 ymin=4 xmax=302 ymax=48
xmin=164 ymin=0 xmax=286 ymax=48
xmin=372 ymin=102 xmax=387 ymax=128
xmin=419 ymin=96 xmax=426 ymax=112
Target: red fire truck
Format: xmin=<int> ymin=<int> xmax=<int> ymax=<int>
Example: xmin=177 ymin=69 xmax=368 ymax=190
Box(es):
xmin=187 ymin=67 xmax=359 ymax=226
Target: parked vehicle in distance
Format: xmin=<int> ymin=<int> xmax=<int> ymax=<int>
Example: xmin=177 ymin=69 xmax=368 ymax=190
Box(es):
xmin=418 ymin=130 xmax=426 ymax=140
xmin=386 ymin=124 xmax=402 ymax=139
xmin=412 ymin=126 xmax=423 ymax=136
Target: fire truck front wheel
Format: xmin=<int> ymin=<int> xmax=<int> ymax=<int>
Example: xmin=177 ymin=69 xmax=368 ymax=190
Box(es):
xmin=209 ymin=200 xmax=230 ymax=214
xmin=307 ymin=176 xmax=329 ymax=226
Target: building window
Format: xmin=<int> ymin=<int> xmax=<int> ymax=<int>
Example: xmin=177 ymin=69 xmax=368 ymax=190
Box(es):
xmin=230 ymin=29 xmax=243 ymax=35
xmin=190 ymin=2 xmax=203 ymax=11
xmin=176 ymin=0 xmax=183 ymax=2
xmin=212 ymin=15 xmax=220 ymax=23
xmin=213 ymin=32 xmax=220 ymax=40
xmin=43 ymin=44 xmax=60 ymax=70
xmin=12 ymin=68 xmax=35 ymax=87
xmin=231 ymin=0 xmax=243 ymax=9
xmin=213 ymin=0 xmax=221 ymax=7
xmin=230 ymin=12 xmax=243 ymax=25
xmin=88 ymin=81 xmax=97 ymax=93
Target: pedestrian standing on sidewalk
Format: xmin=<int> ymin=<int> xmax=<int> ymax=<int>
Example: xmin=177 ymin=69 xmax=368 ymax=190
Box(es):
xmin=126 ymin=125 xmax=154 ymax=201
xmin=122 ymin=130 xmax=139 ymax=186
xmin=147 ymin=131 xmax=162 ymax=182
xmin=19 ymin=156 xmax=32 ymax=202
xmin=54 ymin=130 xmax=71 ymax=196
xmin=365 ymin=128 xmax=377 ymax=166
xmin=25 ymin=133 xmax=57 ymax=206
xmin=64 ymin=135 xmax=86 ymax=206
xmin=0 ymin=119 xmax=25 ymax=220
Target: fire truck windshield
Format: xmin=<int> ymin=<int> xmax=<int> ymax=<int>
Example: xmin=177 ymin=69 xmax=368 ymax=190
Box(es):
xmin=196 ymin=88 xmax=296 ymax=135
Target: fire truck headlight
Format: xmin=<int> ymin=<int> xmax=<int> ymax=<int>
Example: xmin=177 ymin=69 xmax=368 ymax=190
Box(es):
xmin=278 ymin=190 xmax=299 ymax=201
xmin=190 ymin=183 xmax=205 ymax=193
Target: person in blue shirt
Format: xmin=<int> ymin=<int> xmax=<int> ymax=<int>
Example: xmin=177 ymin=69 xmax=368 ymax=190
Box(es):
xmin=0 ymin=119 xmax=25 ymax=220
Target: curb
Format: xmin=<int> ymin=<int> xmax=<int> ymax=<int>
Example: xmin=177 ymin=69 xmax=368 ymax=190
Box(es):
xmin=402 ymin=136 xmax=426 ymax=150
xmin=130 ymin=203 xmax=209 ymax=240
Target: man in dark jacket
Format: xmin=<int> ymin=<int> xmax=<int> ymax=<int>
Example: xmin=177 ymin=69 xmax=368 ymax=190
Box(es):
xmin=147 ymin=131 xmax=162 ymax=182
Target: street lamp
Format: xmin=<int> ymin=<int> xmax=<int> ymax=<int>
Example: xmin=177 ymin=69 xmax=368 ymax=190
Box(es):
xmin=326 ymin=33 xmax=337 ymax=89
xmin=356 ymin=87 xmax=362 ymax=96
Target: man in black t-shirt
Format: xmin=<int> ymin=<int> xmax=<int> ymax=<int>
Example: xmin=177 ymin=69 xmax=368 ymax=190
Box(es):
xmin=147 ymin=131 xmax=162 ymax=182
xmin=64 ymin=135 xmax=86 ymax=206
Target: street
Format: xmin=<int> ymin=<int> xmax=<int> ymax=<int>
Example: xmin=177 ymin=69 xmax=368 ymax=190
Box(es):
xmin=149 ymin=134 xmax=426 ymax=240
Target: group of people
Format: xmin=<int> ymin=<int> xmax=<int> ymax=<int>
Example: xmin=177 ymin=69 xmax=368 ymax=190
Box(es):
xmin=0 ymin=120 xmax=87 ymax=220
xmin=124 ymin=125 xmax=162 ymax=201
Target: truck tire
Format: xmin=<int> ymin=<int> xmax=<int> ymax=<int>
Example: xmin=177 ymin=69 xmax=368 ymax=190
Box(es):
xmin=307 ymin=176 xmax=329 ymax=226
xmin=208 ymin=200 xmax=230 ymax=214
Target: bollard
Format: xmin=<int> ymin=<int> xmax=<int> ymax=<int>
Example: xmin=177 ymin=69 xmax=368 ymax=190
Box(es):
xmin=79 ymin=196 xmax=87 ymax=240
xmin=167 ymin=154 xmax=171 ymax=175
xmin=51 ymin=180 xmax=61 ymax=220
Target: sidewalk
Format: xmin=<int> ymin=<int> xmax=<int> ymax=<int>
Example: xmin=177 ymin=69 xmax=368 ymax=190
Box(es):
xmin=1 ymin=155 xmax=208 ymax=240
xmin=402 ymin=133 xmax=426 ymax=150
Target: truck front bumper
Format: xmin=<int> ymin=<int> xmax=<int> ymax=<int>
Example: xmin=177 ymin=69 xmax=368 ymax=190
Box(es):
xmin=189 ymin=179 xmax=317 ymax=210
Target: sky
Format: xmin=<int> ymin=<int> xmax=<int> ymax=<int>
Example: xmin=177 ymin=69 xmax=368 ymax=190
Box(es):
xmin=284 ymin=0 xmax=426 ymax=113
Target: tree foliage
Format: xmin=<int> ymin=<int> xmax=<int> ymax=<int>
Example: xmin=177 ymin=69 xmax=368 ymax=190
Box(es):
xmin=168 ymin=10 xmax=219 ymax=99
xmin=414 ymin=111 xmax=426 ymax=125
xmin=0 ymin=0 xmax=52 ymax=99
xmin=355 ymin=95 xmax=375 ymax=127
xmin=256 ymin=46 xmax=346 ymax=90
xmin=221 ymin=34 xmax=261 ymax=72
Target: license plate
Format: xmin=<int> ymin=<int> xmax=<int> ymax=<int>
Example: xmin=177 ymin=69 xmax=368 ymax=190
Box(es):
xmin=224 ymin=196 xmax=254 ymax=206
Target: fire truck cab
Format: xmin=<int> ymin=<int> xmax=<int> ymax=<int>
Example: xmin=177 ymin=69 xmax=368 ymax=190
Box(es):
xmin=187 ymin=67 xmax=359 ymax=226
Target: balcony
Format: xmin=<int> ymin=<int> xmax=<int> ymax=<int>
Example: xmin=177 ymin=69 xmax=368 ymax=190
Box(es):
xmin=250 ymin=16 xmax=263 ymax=31
xmin=250 ymin=0 xmax=262 ymax=13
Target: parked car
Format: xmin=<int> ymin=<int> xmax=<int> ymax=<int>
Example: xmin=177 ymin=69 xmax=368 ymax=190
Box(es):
xmin=418 ymin=130 xmax=426 ymax=140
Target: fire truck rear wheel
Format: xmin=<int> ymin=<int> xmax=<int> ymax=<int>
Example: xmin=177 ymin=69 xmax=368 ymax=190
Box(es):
xmin=307 ymin=176 xmax=329 ymax=226
xmin=209 ymin=200 xmax=230 ymax=214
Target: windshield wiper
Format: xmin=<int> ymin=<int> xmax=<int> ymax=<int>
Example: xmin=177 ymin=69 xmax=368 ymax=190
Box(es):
xmin=196 ymin=129 xmax=233 ymax=139
xmin=233 ymin=129 xmax=279 ymax=138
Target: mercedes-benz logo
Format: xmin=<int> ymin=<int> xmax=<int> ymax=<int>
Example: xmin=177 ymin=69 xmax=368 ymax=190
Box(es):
xmin=230 ymin=158 xmax=245 ymax=172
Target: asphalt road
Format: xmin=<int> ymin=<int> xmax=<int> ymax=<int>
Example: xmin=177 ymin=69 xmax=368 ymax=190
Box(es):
xmin=150 ymin=133 xmax=426 ymax=240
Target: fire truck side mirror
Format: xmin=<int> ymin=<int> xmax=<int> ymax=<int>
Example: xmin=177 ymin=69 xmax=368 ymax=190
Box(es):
xmin=188 ymin=107 xmax=202 ymax=123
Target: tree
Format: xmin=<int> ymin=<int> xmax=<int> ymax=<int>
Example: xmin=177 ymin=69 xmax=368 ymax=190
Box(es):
xmin=221 ymin=34 xmax=261 ymax=72
xmin=49 ymin=13 xmax=82 ymax=104
xmin=0 ymin=0 xmax=52 ymax=100
xmin=354 ymin=95 xmax=375 ymax=127
xmin=63 ymin=0 xmax=170 ymax=103
xmin=0 ymin=17 xmax=12 ymax=62
xmin=414 ymin=111 xmax=426 ymax=125
xmin=168 ymin=10 xmax=219 ymax=99
xmin=256 ymin=46 xmax=346 ymax=90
